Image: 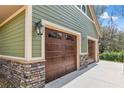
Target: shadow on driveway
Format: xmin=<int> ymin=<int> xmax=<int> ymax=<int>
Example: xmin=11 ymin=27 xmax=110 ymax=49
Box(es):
xmin=45 ymin=63 xmax=97 ymax=88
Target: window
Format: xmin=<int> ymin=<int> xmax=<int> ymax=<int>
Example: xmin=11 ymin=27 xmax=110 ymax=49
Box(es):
xmin=81 ymin=5 xmax=86 ymax=13
xmin=65 ymin=34 xmax=74 ymax=41
xmin=77 ymin=5 xmax=86 ymax=13
xmin=48 ymin=31 xmax=62 ymax=39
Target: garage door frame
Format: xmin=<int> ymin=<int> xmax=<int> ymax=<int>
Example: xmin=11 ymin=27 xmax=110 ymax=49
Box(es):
xmin=41 ymin=19 xmax=81 ymax=70
xmin=87 ymin=36 xmax=98 ymax=61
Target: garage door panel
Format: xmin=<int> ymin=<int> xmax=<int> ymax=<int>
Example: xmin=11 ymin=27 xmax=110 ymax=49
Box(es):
xmin=46 ymin=57 xmax=64 ymax=70
xmin=46 ymin=44 xmax=64 ymax=51
xmin=46 ymin=52 xmax=64 ymax=58
xmin=88 ymin=39 xmax=96 ymax=60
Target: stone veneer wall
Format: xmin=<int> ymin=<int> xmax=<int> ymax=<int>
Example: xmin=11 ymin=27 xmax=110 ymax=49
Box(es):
xmin=0 ymin=58 xmax=45 ymax=88
xmin=80 ymin=54 xmax=96 ymax=70
xmin=80 ymin=54 xmax=89 ymax=70
xmin=0 ymin=55 xmax=96 ymax=87
xmin=80 ymin=54 xmax=95 ymax=69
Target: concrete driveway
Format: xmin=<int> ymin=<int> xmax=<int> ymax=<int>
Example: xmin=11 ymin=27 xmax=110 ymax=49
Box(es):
xmin=46 ymin=61 xmax=124 ymax=88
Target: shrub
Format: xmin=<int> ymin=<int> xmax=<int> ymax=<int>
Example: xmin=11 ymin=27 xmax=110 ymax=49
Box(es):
xmin=100 ymin=51 xmax=124 ymax=62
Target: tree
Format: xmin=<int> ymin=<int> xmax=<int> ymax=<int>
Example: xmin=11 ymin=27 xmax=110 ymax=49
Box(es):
xmin=117 ymin=31 xmax=124 ymax=50
xmin=94 ymin=5 xmax=124 ymax=53
xmin=99 ymin=26 xmax=118 ymax=52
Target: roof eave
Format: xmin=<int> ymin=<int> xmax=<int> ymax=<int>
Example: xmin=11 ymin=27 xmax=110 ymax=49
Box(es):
xmin=88 ymin=5 xmax=101 ymax=38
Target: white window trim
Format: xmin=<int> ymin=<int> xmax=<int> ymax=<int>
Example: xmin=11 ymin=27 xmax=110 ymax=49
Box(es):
xmin=74 ymin=5 xmax=95 ymax=24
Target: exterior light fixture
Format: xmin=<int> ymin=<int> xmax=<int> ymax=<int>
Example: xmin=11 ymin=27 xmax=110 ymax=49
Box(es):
xmin=35 ymin=21 xmax=44 ymax=35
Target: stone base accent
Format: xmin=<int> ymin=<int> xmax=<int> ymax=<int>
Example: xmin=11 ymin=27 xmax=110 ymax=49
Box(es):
xmin=80 ymin=54 xmax=95 ymax=70
xmin=80 ymin=55 xmax=89 ymax=70
xmin=0 ymin=59 xmax=45 ymax=88
xmin=0 ymin=54 xmax=96 ymax=87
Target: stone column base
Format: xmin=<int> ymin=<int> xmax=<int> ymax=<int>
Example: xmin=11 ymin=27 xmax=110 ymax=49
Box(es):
xmin=80 ymin=54 xmax=96 ymax=70
xmin=80 ymin=54 xmax=89 ymax=70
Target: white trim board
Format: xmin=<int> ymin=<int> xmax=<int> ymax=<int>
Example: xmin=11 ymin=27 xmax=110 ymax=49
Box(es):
xmin=0 ymin=55 xmax=25 ymax=61
xmin=25 ymin=5 xmax=32 ymax=61
xmin=0 ymin=55 xmax=45 ymax=63
xmin=87 ymin=36 xmax=98 ymax=41
xmin=80 ymin=52 xmax=88 ymax=55
xmin=42 ymin=19 xmax=81 ymax=35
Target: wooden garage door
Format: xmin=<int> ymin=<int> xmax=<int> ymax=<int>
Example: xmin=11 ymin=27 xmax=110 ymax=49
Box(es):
xmin=45 ymin=28 xmax=77 ymax=83
xmin=88 ymin=39 xmax=96 ymax=60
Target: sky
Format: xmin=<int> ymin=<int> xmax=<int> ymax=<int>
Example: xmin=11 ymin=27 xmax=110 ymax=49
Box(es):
xmin=100 ymin=5 xmax=124 ymax=31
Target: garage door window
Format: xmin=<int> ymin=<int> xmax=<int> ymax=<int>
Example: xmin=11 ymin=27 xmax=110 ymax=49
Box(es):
xmin=65 ymin=34 xmax=74 ymax=41
xmin=48 ymin=32 xmax=62 ymax=39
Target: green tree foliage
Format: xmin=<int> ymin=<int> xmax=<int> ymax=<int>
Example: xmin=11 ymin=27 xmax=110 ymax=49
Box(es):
xmin=100 ymin=51 xmax=124 ymax=62
xmin=99 ymin=25 xmax=124 ymax=53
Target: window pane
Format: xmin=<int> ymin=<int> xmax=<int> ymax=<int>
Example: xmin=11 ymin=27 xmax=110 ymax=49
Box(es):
xmin=48 ymin=31 xmax=62 ymax=39
xmin=82 ymin=5 xmax=85 ymax=12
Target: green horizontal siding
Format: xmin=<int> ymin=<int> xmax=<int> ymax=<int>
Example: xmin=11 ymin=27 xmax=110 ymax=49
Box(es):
xmin=32 ymin=25 xmax=41 ymax=57
xmin=0 ymin=11 xmax=25 ymax=57
xmin=32 ymin=5 xmax=98 ymax=57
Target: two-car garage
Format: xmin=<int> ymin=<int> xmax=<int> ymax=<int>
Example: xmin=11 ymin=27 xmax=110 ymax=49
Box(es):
xmin=44 ymin=27 xmax=97 ymax=83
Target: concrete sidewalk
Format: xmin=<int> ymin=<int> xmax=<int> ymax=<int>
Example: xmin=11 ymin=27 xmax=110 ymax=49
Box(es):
xmin=63 ymin=61 xmax=124 ymax=88
xmin=46 ymin=61 xmax=124 ymax=88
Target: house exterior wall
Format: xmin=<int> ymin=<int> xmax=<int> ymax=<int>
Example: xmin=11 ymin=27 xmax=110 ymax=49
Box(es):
xmin=0 ymin=11 xmax=25 ymax=57
xmin=0 ymin=6 xmax=46 ymax=88
xmin=0 ymin=5 xmax=99 ymax=88
xmin=32 ymin=5 xmax=98 ymax=57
